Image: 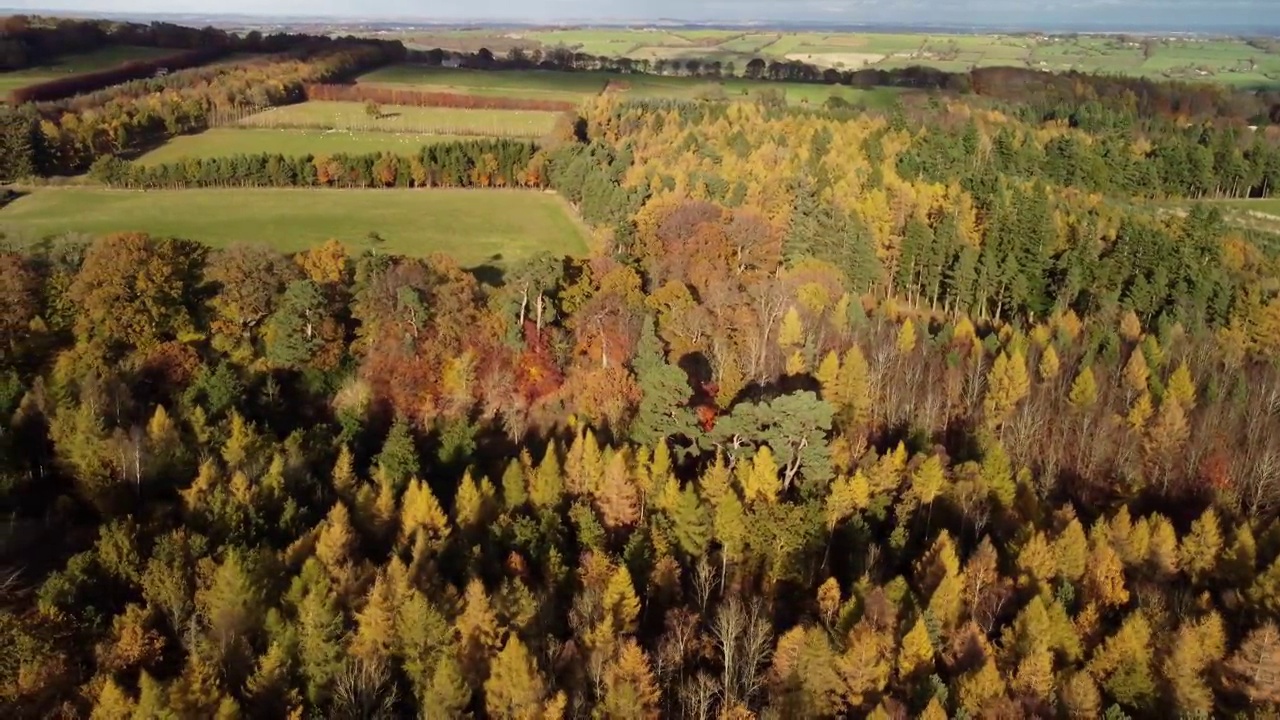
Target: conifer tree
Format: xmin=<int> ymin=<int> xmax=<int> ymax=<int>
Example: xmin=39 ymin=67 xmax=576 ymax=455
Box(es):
xmin=331 ymin=444 xmax=357 ymax=501
xmin=1068 ymin=365 xmax=1098 ymax=410
xmin=374 ymin=418 xmax=418 ymax=493
xmin=1163 ymin=612 xmax=1225 ymax=715
xmin=399 ymin=477 xmax=451 ymax=550
xmin=529 ymin=442 xmax=564 ymax=510
xmin=1088 ymin=612 xmax=1155 ymax=711
xmin=597 ymin=449 xmax=641 ymax=529
xmin=1038 ymin=345 xmax=1060 ymax=382
xmin=350 ymin=571 xmax=398 ymax=666
xmin=456 ymin=579 xmax=502 ymax=689
xmin=423 ymin=653 xmax=472 ymax=718
xmin=296 ymin=576 xmax=345 ymax=706
xmin=1181 ymin=507 xmax=1223 ymax=586
xmin=1123 ymin=349 xmax=1150 ymax=399
xmin=982 ymin=350 xmax=1030 ymax=428
xmin=500 ymin=458 xmax=527 ymax=509
xmin=1146 ymin=514 xmax=1180 ymax=578
xmin=743 ymin=446 xmax=781 ymax=505
xmin=600 ymin=639 xmax=662 ymax=719
xmin=1166 ymin=361 xmax=1197 ymax=410
xmin=836 ymin=345 xmax=873 ymax=428
xmin=630 ymin=315 xmax=694 ymax=445
xmin=1085 ymin=537 xmax=1130 ymax=608
xmin=485 ymin=635 xmax=547 ymax=720
xmin=1126 ymin=391 xmax=1153 ymax=431
xmin=897 ymin=616 xmax=934 ymax=680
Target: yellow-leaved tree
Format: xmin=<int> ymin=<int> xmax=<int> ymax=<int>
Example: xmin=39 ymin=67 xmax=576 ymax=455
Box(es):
xmin=982 ymin=350 xmax=1029 ymax=429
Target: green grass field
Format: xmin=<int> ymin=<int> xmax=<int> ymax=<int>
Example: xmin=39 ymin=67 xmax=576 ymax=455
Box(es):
xmin=136 ymin=128 xmax=473 ymax=165
xmin=1220 ymin=199 xmax=1280 ymax=215
xmin=613 ymin=74 xmax=903 ymax=107
xmin=0 ymin=45 xmax=179 ymax=96
xmin=357 ymin=66 xmax=607 ymax=102
xmin=361 ymin=63 xmax=903 ymax=107
xmin=237 ymin=101 xmax=561 ymax=138
xmin=0 ymin=188 xmax=588 ymax=266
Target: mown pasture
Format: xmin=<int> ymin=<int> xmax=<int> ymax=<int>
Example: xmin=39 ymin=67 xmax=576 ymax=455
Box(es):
xmin=135 ymin=128 xmax=472 ymax=165
xmin=0 ymin=188 xmax=589 ymax=267
xmin=236 ymin=101 xmax=562 ymax=138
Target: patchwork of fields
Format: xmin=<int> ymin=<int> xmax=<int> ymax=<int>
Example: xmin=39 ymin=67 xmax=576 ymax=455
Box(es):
xmin=0 ymin=189 xmax=588 ymax=266
xmin=7 ymin=27 xmax=1273 ymax=268
xmin=385 ymin=29 xmax=1280 ymax=88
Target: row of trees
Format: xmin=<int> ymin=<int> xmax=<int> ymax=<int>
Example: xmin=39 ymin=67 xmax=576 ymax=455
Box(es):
xmin=89 ymin=139 xmax=545 ymax=190
xmin=417 ymin=44 xmax=1279 ymax=126
xmin=7 ymin=46 xmax=229 ymax=104
xmin=305 ymin=82 xmax=578 ymax=112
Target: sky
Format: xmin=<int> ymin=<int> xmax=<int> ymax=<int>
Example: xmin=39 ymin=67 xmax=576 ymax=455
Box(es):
xmin=0 ymin=0 xmax=1272 ymax=31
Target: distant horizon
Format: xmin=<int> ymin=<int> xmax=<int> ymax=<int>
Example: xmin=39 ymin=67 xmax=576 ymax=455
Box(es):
xmin=0 ymin=13 xmax=1276 ymax=38
xmin=0 ymin=1 xmax=1275 ymax=36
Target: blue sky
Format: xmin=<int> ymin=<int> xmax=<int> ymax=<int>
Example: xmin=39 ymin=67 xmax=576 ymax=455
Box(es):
xmin=0 ymin=0 xmax=1270 ymax=30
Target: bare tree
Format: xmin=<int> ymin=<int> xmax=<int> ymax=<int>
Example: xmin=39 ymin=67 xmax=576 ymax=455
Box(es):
xmin=678 ymin=672 xmax=720 ymax=720
xmin=712 ymin=597 xmax=772 ymax=709
xmin=692 ymin=555 xmax=719 ymax=613
xmin=331 ymin=658 xmax=399 ymax=720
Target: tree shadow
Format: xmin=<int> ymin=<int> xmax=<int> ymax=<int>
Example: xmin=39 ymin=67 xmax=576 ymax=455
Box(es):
xmin=468 ymin=254 xmax=506 ymax=286
xmin=0 ymin=189 xmax=28 ymax=210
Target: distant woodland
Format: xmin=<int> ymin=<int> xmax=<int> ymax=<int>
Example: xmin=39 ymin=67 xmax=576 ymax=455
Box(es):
xmin=3 ymin=16 xmax=1280 ymax=720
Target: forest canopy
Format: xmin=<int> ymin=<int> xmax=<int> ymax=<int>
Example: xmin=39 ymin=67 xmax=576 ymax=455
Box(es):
xmin=2 ymin=16 xmax=1280 ymax=720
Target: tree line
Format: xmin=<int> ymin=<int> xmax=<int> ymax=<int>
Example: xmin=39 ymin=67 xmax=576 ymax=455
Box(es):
xmin=417 ymin=45 xmax=1280 ymax=127
xmin=0 ymin=15 xmax=230 ymax=71
xmin=305 ymin=82 xmax=578 ymax=112
xmin=88 ymin=139 xmax=544 ymax=190
xmin=7 ymin=46 xmax=230 ymax=104
xmin=0 ymin=38 xmax=406 ymax=177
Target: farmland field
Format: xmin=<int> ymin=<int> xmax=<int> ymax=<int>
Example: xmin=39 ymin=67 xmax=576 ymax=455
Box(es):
xmin=0 ymin=44 xmax=179 ymax=96
xmin=237 ymin=101 xmax=562 ymax=137
xmin=357 ymin=66 xmax=607 ymax=102
xmin=362 ymin=63 xmax=904 ymax=107
xmin=377 ymin=28 xmax=1280 ymax=88
xmin=135 ymin=128 xmax=471 ymax=165
xmin=0 ymin=188 xmax=589 ymax=266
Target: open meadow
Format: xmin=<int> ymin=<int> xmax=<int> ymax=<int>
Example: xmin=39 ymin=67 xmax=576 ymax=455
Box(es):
xmin=356 ymin=64 xmax=904 ymax=107
xmin=0 ymin=44 xmax=179 ymax=96
xmin=357 ymin=65 xmax=607 ymax=102
xmin=0 ymin=188 xmax=589 ymax=266
xmin=236 ymin=101 xmax=561 ymax=137
xmin=135 ymin=128 xmax=472 ymax=165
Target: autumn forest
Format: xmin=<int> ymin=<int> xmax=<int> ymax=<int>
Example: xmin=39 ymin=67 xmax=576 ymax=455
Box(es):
xmin=2 ymin=14 xmax=1280 ymax=720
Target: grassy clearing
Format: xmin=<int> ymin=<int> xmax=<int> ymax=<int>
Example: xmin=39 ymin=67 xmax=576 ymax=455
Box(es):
xmin=136 ymin=128 xmax=471 ymax=165
xmin=0 ymin=45 xmax=179 ymax=95
xmin=0 ymin=188 xmax=589 ymax=266
xmin=357 ymin=66 xmax=606 ymax=102
xmin=1219 ymin=199 xmax=1280 ymax=216
xmin=237 ymin=101 xmax=560 ymax=138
